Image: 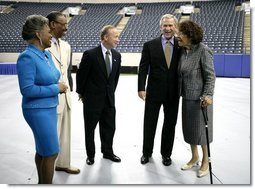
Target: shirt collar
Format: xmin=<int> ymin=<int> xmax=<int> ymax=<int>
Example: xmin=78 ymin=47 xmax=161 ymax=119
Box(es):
xmin=162 ymin=35 xmax=174 ymax=45
xmin=185 ymin=43 xmax=200 ymax=51
xmin=51 ymin=37 xmax=59 ymax=44
xmin=27 ymin=44 xmax=47 ymax=60
xmin=101 ymin=43 xmax=111 ymax=56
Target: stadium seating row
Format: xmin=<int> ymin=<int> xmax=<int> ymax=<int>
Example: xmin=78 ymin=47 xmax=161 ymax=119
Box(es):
xmin=0 ymin=0 xmax=246 ymax=54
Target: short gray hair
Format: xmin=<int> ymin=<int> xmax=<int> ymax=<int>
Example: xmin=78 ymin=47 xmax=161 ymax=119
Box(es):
xmin=100 ymin=25 xmax=116 ymax=40
xmin=22 ymin=14 xmax=48 ymax=41
xmin=160 ymin=14 xmax=178 ymax=26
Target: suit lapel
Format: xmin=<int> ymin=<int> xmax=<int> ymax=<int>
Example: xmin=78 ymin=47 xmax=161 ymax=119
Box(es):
xmin=48 ymin=41 xmax=61 ymax=64
xmin=155 ymin=37 xmax=165 ymax=57
xmin=154 ymin=37 xmax=168 ymax=68
xmin=181 ymin=44 xmax=202 ymax=73
xmin=170 ymin=37 xmax=180 ymax=69
xmin=96 ymin=46 xmax=108 ymax=78
xmin=110 ymin=50 xmax=118 ymax=78
xmin=58 ymin=39 xmax=65 ymax=63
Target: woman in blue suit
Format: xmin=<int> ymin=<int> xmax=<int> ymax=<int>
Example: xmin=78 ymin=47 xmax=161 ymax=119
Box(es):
xmin=17 ymin=15 xmax=68 ymax=184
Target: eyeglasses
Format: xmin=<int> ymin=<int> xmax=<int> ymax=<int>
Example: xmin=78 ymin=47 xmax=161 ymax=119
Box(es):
xmin=54 ymin=20 xmax=68 ymax=27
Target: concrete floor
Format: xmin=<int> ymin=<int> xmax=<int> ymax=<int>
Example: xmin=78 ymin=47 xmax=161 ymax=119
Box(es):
xmin=0 ymin=74 xmax=251 ymax=186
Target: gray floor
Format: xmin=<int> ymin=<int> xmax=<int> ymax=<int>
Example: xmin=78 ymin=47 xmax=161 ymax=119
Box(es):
xmin=0 ymin=74 xmax=251 ymax=186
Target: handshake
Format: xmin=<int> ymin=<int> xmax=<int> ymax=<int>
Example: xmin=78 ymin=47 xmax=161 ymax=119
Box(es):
xmin=58 ymin=82 xmax=68 ymax=94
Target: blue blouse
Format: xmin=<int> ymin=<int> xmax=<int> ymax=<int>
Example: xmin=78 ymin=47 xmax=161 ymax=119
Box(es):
xmin=17 ymin=44 xmax=60 ymax=109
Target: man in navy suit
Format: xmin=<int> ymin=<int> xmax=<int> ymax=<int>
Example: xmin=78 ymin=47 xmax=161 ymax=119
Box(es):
xmin=76 ymin=25 xmax=121 ymax=165
xmin=138 ymin=14 xmax=181 ymax=166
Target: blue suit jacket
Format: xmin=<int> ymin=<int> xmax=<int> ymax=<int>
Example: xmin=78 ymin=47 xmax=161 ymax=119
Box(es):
xmin=17 ymin=44 xmax=60 ymax=109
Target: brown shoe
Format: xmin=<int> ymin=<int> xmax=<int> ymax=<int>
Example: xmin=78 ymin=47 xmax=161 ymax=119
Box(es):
xmin=55 ymin=166 xmax=80 ymax=174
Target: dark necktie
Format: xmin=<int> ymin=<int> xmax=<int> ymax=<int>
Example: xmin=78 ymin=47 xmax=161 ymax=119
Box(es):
xmin=105 ymin=50 xmax=111 ymax=77
xmin=164 ymin=40 xmax=171 ymax=68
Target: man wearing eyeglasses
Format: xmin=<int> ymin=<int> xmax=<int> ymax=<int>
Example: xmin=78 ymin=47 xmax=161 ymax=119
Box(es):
xmin=46 ymin=11 xmax=80 ymax=174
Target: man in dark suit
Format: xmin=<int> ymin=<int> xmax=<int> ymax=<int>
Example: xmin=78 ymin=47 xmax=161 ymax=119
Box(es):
xmin=76 ymin=25 xmax=121 ymax=165
xmin=138 ymin=14 xmax=181 ymax=166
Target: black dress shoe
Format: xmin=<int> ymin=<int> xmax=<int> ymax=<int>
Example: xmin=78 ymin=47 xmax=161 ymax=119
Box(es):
xmin=103 ymin=154 xmax=121 ymax=162
xmin=86 ymin=157 xmax=94 ymax=165
xmin=141 ymin=155 xmax=149 ymax=164
xmin=162 ymin=157 xmax=172 ymax=166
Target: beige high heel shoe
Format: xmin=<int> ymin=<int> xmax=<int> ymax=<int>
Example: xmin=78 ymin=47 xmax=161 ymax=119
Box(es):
xmin=181 ymin=160 xmax=200 ymax=170
xmin=197 ymin=166 xmax=209 ymax=177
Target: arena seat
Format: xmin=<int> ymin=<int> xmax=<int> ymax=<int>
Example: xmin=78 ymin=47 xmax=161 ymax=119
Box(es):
xmin=0 ymin=0 xmax=250 ymax=78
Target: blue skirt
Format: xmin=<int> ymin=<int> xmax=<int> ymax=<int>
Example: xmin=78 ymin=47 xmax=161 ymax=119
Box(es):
xmin=23 ymin=107 xmax=59 ymax=157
